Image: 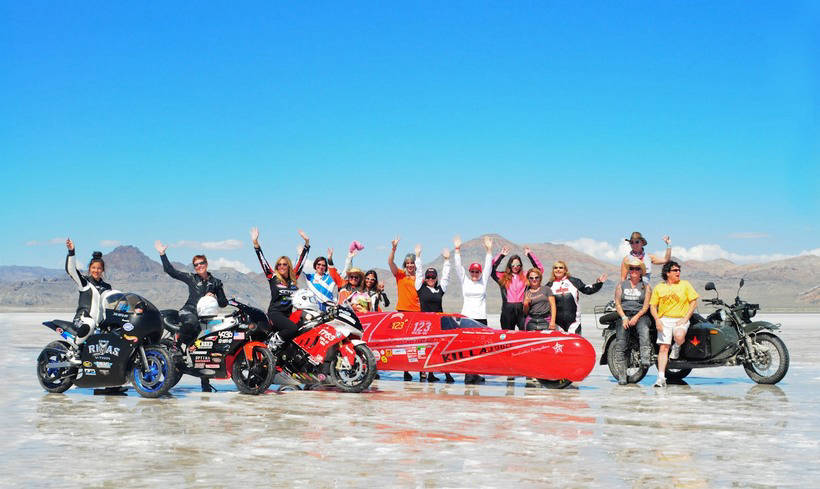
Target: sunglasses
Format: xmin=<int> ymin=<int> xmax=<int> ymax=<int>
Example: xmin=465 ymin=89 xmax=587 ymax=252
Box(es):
xmin=315 ymin=262 xmax=327 ymax=268
xmin=276 ymin=262 xmax=289 ymax=268
xmin=528 ymin=276 xmax=540 ymax=280
xmin=469 ymin=270 xmax=481 ymax=274
xmin=193 ymin=261 xmax=207 ymax=267
xmin=349 ymin=276 xmax=361 ymax=281
xmin=365 ymin=277 xmax=375 ymax=281
xmin=630 ymin=240 xmax=643 ymax=244
xmin=553 ymin=266 xmax=565 ymax=270
xmin=670 ymin=268 xmax=681 ymax=272
xmin=425 ymin=276 xmax=437 ymax=280
xmin=628 ymin=266 xmax=642 ymax=271
xmin=511 ymin=263 xmax=521 ymax=268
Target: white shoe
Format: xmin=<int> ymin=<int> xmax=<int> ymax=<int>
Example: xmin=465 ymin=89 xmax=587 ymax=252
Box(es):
xmin=669 ymin=344 xmax=680 ymax=360
xmin=653 ymin=377 xmax=667 ymax=387
xmin=268 ymin=333 xmax=284 ymax=352
xmin=66 ymin=349 xmax=82 ymax=365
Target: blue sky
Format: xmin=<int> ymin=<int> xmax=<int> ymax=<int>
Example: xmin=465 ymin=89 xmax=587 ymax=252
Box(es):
xmin=2 ymin=1 xmax=817 ymax=272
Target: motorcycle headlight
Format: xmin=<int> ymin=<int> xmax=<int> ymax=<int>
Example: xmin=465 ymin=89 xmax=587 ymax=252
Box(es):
xmin=719 ymin=309 xmax=727 ymax=321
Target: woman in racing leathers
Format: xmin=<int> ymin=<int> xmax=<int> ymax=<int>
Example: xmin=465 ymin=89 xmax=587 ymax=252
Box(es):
xmin=154 ymin=240 xmax=228 ymax=392
xmin=251 ymin=227 xmax=310 ymax=350
xmin=64 ymin=238 xmax=112 ymax=362
xmin=546 ymin=261 xmax=606 ymax=334
xmin=416 ymin=249 xmax=453 ymax=382
xmin=491 ymin=245 xmax=544 ymax=331
xmin=453 ymin=235 xmax=493 ymax=384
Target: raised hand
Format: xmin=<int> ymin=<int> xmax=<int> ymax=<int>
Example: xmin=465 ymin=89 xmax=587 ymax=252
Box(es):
xmin=66 ymin=238 xmax=74 ymax=251
xmin=250 ymin=227 xmax=259 ymax=245
xmin=662 ymin=235 xmax=671 ymax=246
xmin=391 ymin=236 xmax=400 ymax=250
xmin=441 ymin=248 xmax=450 ymax=260
xmin=154 ymin=240 xmax=167 ymax=255
xmin=327 ymin=248 xmax=334 ymax=259
xmin=501 ymin=245 xmax=510 ymax=255
xmin=299 ymin=230 xmax=310 ymax=244
xmin=597 ymin=273 xmax=608 ymax=283
xmin=347 ymin=249 xmax=358 ymax=259
xmin=414 ymin=244 xmax=422 ymax=257
xmin=377 ymin=281 xmax=385 ymax=292
xmin=483 ymin=235 xmax=493 ymax=251
xmin=453 ymin=235 xmax=461 ymax=249
xmin=524 ymin=246 xmax=531 ymax=256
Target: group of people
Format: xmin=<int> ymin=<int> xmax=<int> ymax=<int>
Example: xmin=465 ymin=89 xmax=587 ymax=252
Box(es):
xmin=63 ymin=229 xmax=691 ymax=390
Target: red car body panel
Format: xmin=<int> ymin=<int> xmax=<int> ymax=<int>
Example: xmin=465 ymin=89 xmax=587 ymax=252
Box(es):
xmin=359 ymin=311 xmax=596 ymax=382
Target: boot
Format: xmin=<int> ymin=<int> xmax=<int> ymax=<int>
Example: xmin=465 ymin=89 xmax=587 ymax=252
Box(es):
xmin=268 ymin=332 xmax=284 ymax=352
xmin=403 ymin=372 xmax=412 ymax=381
xmin=427 ymin=372 xmax=439 ymax=382
xmin=66 ymin=347 xmax=82 ymax=365
xmin=201 ymin=378 xmax=215 ymax=393
xmin=444 ymin=373 xmax=455 ymax=383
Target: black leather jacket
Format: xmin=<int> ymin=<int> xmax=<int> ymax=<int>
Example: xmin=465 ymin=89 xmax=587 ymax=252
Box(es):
xmin=161 ymin=254 xmax=228 ymax=312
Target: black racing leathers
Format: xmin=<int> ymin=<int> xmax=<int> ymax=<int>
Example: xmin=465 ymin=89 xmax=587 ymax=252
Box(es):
xmin=254 ymin=244 xmax=309 ymax=341
xmin=546 ymin=276 xmax=603 ymax=332
xmin=66 ymin=249 xmax=111 ymax=335
xmin=161 ymin=254 xmax=228 ymax=344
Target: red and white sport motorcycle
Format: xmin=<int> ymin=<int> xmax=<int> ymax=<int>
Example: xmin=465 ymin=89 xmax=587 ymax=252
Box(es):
xmin=274 ymin=289 xmax=377 ymax=392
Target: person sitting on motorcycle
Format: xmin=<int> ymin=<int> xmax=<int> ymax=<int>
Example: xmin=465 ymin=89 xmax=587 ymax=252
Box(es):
xmin=388 ymin=237 xmax=423 ymax=381
xmin=649 ymin=261 xmax=699 ymax=387
xmin=522 ymin=268 xmax=556 ymax=331
xmin=546 ymin=261 xmax=606 ymax=334
xmin=251 ymin=227 xmax=309 ymax=351
xmin=613 ymin=257 xmax=653 ymax=385
xmin=620 ymin=232 xmax=672 ymax=283
xmin=64 ymin=238 xmax=112 ymax=364
xmin=154 ymin=240 xmax=228 ymax=392
xmin=303 ymin=249 xmax=344 ymax=308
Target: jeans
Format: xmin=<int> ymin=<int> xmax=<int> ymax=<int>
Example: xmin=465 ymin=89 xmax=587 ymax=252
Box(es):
xmin=615 ymin=313 xmax=652 ymax=372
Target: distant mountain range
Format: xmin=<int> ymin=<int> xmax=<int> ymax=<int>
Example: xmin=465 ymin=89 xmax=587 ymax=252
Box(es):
xmin=1 ymin=236 xmax=818 ymax=313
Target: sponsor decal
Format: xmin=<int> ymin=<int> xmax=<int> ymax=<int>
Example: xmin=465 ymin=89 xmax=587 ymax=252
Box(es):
xmin=204 ymin=335 xmax=217 ymax=341
xmin=233 ymin=332 xmax=245 ymax=340
xmin=123 ymin=334 xmax=138 ymax=343
xmin=84 ymin=368 xmax=96 ymax=375
xmin=218 ymin=339 xmax=232 ymax=344
xmin=83 ymin=361 xmax=93 ymax=367
xmin=417 ymin=346 xmax=426 ymax=359
xmin=88 ymin=339 xmax=121 ymax=357
xmin=55 ymin=327 xmax=64 ymax=334
xmin=194 ymin=363 xmax=205 ymax=369
xmin=207 ymin=319 xmax=222 ymax=326
xmin=94 ymin=361 xmax=112 ymax=368
xmin=194 ymin=356 xmax=209 ymax=363
xmin=205 ymin=363 xmax=220 ymax=368
xmin=411 ymin=320 xmax=432 ymax=335
xmin=99 ymin=369 xmax=109 ymax=375
xmin=552 ymin=343 xmax=563 ymax=354
xmin=407 ymin=349 xmax=418 ymax=363
xmin=211 ymin=352 xmax=223 ymax=358
xmin=440 ymin=343 xmax=512 ymax=363
xmin=391 ymin=319 xmax=408 ymax=330
xmin=198 ymin=341 xmax=213 ymax=349
xmin=112 ymin=311 xmax=129 ymax=319
xmin=500 ymin=334 xmax=506 ymax=340
xmin=381 ymin=355 xmax=389 ymax=363
xmin=123 ymin=322 xmax=134 ymax=332
xmin=385 ymin=350 xmax=393 ymax=358
xmin=391 ymin=348 xmax=405 ymax=355
xmin=218 ymin=331 xmax=233 ymax=338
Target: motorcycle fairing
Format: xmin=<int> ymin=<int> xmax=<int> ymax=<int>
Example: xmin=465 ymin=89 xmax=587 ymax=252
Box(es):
xmin=743 ymin=320 xmax=780 ymax=334
xmin=74 ymin=333 xmax=134 ymax=388
xmin=43 ymin=320 xmax=80 ymax=341
xmin=222 ymin=341 xmax=269 ymax=379
xmin=293 ymin=324 xmax=346 ymax=366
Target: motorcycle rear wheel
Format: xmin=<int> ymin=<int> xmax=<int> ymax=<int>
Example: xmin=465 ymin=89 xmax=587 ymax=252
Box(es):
xmin=129 ymin=345 xmax=174 ymax=398
xmin=160 ymin=338 xmax=184 ymax=389
xmin=36 ymin=341 xmax=77 ymax=393
xmin=606 ymin=337 xmax=649 ymax=384
xmin=232 ymin=346 xmax=275 ymax=395
xmin=536 ymin=379 xmax=572 ymax=389
xmin=744 ymin=333 xmax=789 ymax=384
xmin=329 ymin=343 xmax=377 ymax=393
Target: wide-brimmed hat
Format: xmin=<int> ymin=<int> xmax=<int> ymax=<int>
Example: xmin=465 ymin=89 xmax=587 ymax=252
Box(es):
xmin=347 ymin=267 xmax=364 ymax=280
xmin=625 ymin=257 xmax=646 ymax=275
xmin=626 ymin=231 xmax=647 ymax=246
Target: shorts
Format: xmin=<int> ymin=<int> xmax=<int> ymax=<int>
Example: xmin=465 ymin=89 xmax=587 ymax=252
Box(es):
xmin=656 ymin=317 xmax=689 ymax=345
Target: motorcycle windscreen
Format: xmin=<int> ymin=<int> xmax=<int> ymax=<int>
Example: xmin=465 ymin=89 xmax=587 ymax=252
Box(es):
xmin=74 ymin=333 xmax=135 ymax=387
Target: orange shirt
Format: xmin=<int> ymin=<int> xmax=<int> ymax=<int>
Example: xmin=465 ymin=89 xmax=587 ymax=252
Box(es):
xmin=394 ymin=269 xmax=420 ymax=311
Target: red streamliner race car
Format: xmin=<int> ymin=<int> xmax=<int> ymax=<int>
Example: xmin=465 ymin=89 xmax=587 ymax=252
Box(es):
xmin=358 ymin=311 xmax=596 ymax=387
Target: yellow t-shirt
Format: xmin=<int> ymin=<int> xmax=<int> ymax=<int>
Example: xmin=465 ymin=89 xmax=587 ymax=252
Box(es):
xmin=649 ymin=280 xmax=699 ymax=318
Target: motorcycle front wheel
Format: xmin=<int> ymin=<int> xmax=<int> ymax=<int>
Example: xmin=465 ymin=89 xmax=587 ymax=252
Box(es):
xmin=160 ymin=338 xmax=184 ymax=389
xmin=329 ymin=343 xmax=377 ymax=393
xmin=36 ymin=341 xmax=77 ymax=393
xmin=129 ymin=345 xmax=174 ymax=398
xmin=606 ymin=337 xmax=649 ymax=384
xmin=231 ymin=346 xmax=275 ymax=395
xmin=744 ymin=333 xmax=789 ymax=384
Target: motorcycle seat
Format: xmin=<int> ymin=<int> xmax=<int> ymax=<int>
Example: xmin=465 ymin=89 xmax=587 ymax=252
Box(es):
xmin=160 ymin=309 xmax=181 ymax=333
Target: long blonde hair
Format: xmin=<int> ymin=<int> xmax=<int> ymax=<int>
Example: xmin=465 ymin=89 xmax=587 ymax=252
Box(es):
xmin=549 ymin=260 xmax=570 ymax=282
xmin=273 ymin=256 xmax=297 ymax=284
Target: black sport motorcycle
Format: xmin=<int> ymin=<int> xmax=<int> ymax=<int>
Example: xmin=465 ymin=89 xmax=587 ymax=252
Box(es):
xmin=160 ymin=299 xmax=276 ymax=395
xmin=597 ymin=279 xmax=789 ymax=384
xmin=37 ymin=292 xmax=175 ymax=398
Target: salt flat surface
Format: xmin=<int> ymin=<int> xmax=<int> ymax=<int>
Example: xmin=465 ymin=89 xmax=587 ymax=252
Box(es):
xmin=1 ymin=312 xmax=818 ymax=488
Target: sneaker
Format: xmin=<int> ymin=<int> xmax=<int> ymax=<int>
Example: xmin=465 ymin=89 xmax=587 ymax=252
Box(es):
xmin=525 ymin=377 xmax=537 ymax=388
xmin=653 ymin=377 xmax=667 ymax=388
xmin=669 ymin=344 xmax=680 ymax=360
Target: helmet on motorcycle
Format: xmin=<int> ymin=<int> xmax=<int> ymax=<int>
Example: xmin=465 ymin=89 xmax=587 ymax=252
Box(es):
xmin=196 ymin=295 xmax=220 ymax=317
xmin=292 ymin=288 xmax=321 ymax=312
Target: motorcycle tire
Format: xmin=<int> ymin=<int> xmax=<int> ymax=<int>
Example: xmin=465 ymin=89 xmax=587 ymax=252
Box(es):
xmin=606 ymin=337 xmax=649 ymax=384
xmin=664 ymin=368 xmax=692 ymax=382
xmin=160 ymin=338 xmax=184 ymax=389
xmin=329 ymin=343 xmax=377 ymax=393
xmin=231 ymin=346 xmax=275 ymax=395
xmin=129 ymin=345 xmax=174 ymax=398
xmin=743 ymin=332 xmax=789 ymax=384
xmin=36 ymin=341 xmax=77 ymax=393
xmin=537 ymin=379 xmax=572 ymax=389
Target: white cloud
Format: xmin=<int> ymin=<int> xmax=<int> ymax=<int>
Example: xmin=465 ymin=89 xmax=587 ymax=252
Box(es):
xmin=169 ymin=239 xmax=243 ymax=250
xmin=48 ymin=237 xmax=65 ymax=244
xmin=728 ymin=232 xmax=770 ymax=239
xmin=25 ymin=240 xmax=41 ymax=246
xmin=25 ymin=238 xmax=65 ymax=246
xmin=100 ymin=240 xmax=121 ymax=247
xmin=208 ymin=257 xmax=251 ymax=274
xmin=201 ymin=239 xmax=243 ymax=250
xmin=561 ymin=238 xmax=820 ymax=265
